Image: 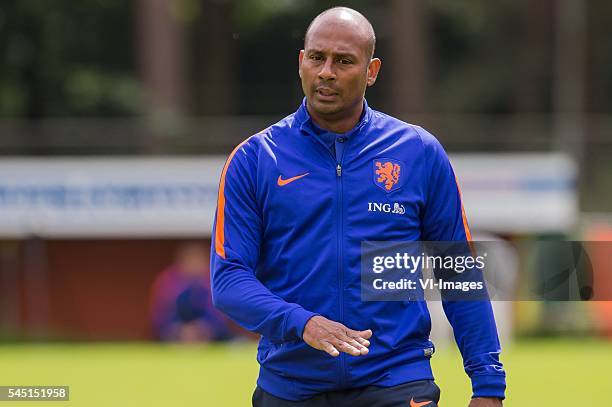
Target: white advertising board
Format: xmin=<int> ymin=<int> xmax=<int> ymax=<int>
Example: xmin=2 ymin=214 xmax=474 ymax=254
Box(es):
xmin=452 ymin=153 xmax=577 ymax=233
xmin=0 ymin=157 xmax=225 ymax=238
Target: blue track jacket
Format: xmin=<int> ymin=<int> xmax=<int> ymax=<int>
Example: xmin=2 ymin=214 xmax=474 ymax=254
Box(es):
xmin=211 ymin=99 xmax=506 ymax=401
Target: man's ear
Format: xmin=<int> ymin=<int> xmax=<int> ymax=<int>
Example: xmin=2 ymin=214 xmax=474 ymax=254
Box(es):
xmin=298 ymin=50 xmax=304 ymax=78
xmin=366 ymin=58 xmax=382 ymax=87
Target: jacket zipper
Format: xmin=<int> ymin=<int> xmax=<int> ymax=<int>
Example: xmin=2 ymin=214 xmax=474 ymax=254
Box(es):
xmin=336 ymin=159 xmax=346 ymax=388
xmin=305 ymin=130 xmax=352 ymax=388
xmin=318 ymin=145 xmax=347 ymax=388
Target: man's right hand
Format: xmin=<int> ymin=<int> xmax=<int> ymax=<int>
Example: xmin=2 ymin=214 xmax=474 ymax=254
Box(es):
xmin=302 ymin=315 xmax=372 ymax=357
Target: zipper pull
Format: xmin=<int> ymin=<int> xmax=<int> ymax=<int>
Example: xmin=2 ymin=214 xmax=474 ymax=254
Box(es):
xmin=336 ymin=164 xmax=342 ymax=177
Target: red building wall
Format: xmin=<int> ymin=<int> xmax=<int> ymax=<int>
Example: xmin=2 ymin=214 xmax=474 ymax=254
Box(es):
xmin=1 ymin=238 xmax=211 ymax=340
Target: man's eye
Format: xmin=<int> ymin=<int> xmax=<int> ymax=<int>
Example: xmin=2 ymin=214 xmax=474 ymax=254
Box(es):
xmin=339 ymin=58 xmax=353 ymax=64
xmin=310 ymin=55 xmax=323 ymax=61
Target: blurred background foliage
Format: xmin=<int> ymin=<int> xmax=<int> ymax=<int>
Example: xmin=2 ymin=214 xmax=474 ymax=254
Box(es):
xmin=0 ymin=0 xmax=139 ymax=117
xmin=1 ymin=0 xmax=611 ymax=118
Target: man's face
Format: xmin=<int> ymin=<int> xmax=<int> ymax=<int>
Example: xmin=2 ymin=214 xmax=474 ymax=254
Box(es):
xmin=299 ymin=20 xmax=380 ymax=121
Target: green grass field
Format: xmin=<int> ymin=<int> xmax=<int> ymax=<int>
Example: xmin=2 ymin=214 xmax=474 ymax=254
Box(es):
xmin=1 ymin=338 xmax=611 ymax=406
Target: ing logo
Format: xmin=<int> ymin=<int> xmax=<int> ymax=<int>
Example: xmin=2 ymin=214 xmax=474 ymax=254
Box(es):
xmin=368 ymin=202 xmax=406 ymax=215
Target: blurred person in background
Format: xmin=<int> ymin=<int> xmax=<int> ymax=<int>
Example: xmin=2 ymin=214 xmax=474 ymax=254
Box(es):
xmin=150 ymin=242 xmax=233 ymax=342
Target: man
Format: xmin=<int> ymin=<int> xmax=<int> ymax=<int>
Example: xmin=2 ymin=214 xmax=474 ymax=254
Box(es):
xmin=211 ymin=7 xmax=505 ymax=406
xmin=150 ymin=243 xmax=233 ymax=342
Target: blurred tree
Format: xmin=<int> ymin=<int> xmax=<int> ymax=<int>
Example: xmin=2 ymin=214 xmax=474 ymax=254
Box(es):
xmin=513 ymin=0 xmax=554 ymax=114
xmin=137 ymin=0 xmax=188 ymax=116
xmin=386 ymin=0 xmax=430 ymax=115
xmin=429 ymin=0 xmax=521 ymax=113
xmin=193 ymin=0 xmax=235 ymax=115
xmin=0 ymin=0 xmax=142 ymax=118
xmin=589 ymin=0 xmax=612 ymax=113
xmin=553 ymin=0 xmax=587 ymax=159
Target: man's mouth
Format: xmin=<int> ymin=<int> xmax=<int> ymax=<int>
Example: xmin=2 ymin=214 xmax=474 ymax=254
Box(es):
xmin=315 ymin=87 xmax=338 ymax=99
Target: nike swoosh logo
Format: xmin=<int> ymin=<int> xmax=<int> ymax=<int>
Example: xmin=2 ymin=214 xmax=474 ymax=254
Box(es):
xmin=277 ymin=172 xmax=309 ymax=186
xmin=410 ymin=398 xmax=432 ymax=407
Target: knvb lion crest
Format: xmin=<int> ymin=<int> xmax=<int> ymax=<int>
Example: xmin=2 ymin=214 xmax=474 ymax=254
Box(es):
xmin=373 ymin=159 xmax=404 ymax=192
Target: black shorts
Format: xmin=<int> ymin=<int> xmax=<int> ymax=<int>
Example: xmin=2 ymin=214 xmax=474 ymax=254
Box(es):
xmin=252 ymin=380 xmax=441 ymax=407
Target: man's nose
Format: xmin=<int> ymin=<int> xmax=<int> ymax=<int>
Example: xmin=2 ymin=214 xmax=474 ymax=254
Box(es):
xmin=318 ymin=59 xmax=336 ymax=80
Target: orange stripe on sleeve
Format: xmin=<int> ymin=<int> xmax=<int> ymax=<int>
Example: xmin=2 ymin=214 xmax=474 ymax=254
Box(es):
xmin=214 ymin=138 xmax=252 ymax=259
xmin=454 ymin=175 xmax=473 ymax=242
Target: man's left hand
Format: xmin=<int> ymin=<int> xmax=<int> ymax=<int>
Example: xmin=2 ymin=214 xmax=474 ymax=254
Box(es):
xmin=468 ymin=397 xmax=502 ymax=406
